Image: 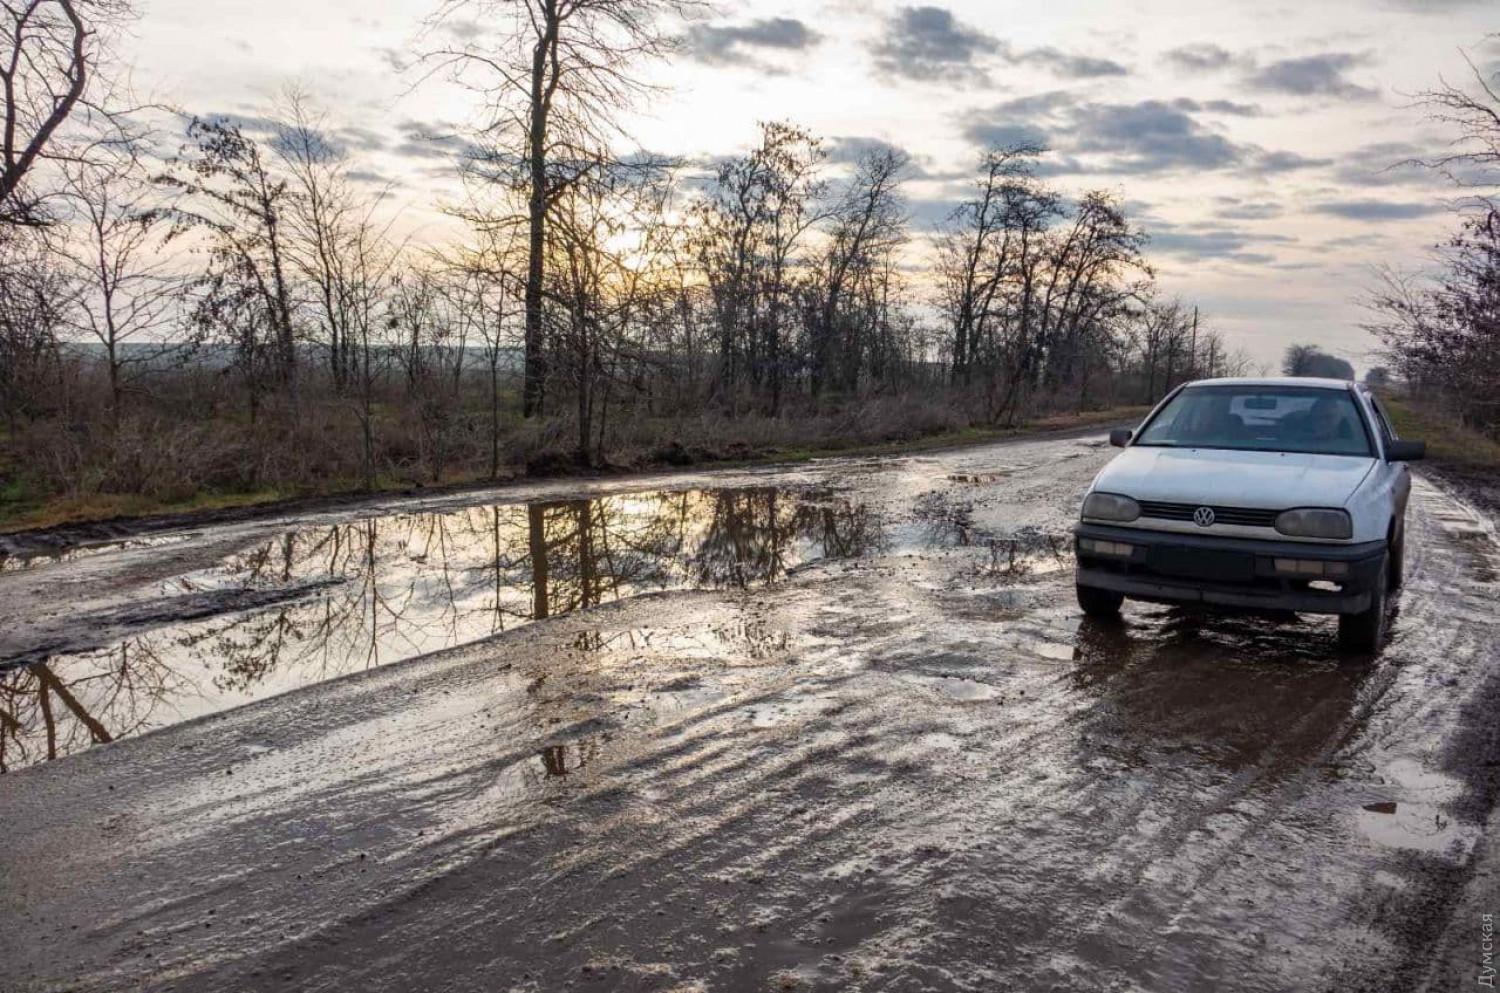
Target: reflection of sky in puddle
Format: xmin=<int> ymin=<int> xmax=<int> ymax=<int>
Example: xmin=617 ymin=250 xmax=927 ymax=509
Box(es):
xmin=902 ymin=673 xmax=1005 ymax=702
xmin=1356 ymin=757 xmax=1480 ymax=857
xmin=1 ymin=486 xmax=883 ymax=771
xmin=1356 ymin=803 xmax=1478 ymax=855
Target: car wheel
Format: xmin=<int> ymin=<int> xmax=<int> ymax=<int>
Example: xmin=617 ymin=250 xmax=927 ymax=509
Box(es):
xmin=1077 ymin=583 xmax=1124 ymax=618
xmin=1388 ymin=520 xmax=1406 ymax=590
xmin=1339 ymin=552 xmax=1389 ymax=653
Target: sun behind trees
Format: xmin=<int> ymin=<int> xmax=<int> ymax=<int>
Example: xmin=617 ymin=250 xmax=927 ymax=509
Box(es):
xmin=0 ymin=0 xmax=1250 ymax=528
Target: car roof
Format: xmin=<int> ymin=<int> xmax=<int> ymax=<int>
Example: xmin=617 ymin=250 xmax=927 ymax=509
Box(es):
xmin=1182 ymin=377 xmax=1357 ymax=391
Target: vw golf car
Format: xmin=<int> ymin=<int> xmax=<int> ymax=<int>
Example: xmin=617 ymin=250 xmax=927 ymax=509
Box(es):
xmin=1074 ymin=377 xmax=1425 ymax=651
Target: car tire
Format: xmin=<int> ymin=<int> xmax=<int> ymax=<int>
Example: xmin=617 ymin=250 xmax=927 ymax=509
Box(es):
xmin=1388 ymin=520 xmax=1406 ymax=590
xmin=1338 ymin=552 xmax=1389 ymax=653
xmin=1077 ymin=583 xmax=1124 ymax=618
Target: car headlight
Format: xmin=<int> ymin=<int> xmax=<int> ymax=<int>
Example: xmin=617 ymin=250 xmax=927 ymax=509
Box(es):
xmin=1081 ymin=492 xmax=1141 ymax=523
xmin=1274 ymin=508 xmax=1352 ymax=540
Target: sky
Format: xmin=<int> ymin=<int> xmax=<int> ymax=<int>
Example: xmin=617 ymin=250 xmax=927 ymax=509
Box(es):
xmin=122 ymin=0 xmax=1499 ymax=372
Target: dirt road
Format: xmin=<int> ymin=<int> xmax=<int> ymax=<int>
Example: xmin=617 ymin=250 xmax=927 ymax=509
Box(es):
xmin=2 ymin=431 xmax=1498 ymax=992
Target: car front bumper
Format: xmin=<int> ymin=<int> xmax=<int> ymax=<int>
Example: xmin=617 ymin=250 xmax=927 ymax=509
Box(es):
xmin=1074 ymin=523 xmax=1388 ymax=616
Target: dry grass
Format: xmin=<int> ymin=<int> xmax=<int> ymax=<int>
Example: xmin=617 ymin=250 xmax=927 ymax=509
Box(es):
xmin=1381 ymin=397 xmax=1500 ymax=468
xmin=0 ymin=489 xmax=288 ymax=534
xmin=0 ymin=399 xmax=1149 ymax=535
xmin=1381 ymin=397 xmax=1500 ymax=522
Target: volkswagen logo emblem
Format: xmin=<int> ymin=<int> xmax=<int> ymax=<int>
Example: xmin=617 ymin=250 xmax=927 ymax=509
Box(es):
xmin=1193 ymin=506 xmax=1216 ymax=528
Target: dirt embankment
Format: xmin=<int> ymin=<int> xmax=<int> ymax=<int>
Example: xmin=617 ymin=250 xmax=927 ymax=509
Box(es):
xmin=0 ymin=410 xmax=1146 ymax=562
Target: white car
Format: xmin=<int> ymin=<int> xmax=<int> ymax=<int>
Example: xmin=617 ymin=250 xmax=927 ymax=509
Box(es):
xmin=1074 ymin=377 xmax=1425 ymax=651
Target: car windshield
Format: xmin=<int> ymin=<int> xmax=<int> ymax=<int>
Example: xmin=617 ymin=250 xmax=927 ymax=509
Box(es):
xmin=1134 ymin=386 xmax=1372 ymax=457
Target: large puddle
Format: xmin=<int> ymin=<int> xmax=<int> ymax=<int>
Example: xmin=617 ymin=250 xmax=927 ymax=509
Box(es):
xmin=0 ymin=486 xmax=891 ymax=772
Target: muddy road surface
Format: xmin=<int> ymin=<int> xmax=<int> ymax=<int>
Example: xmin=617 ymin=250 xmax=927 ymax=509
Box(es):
xmin=2 ymin=431 xmax=1498 ymax=992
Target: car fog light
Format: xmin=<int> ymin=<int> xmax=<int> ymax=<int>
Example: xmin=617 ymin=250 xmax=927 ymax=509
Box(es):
xmin=1081 ymin=539 xmax=1135 ymax=557
xmin=1273 ymin=558 xmax=1349 ymax=577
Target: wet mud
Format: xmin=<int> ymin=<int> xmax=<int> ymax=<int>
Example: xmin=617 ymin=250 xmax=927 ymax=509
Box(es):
xmin=1 ymin=434 xmax=1497 ymax=992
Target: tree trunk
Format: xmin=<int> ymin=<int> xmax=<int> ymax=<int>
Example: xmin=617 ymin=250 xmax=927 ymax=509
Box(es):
xmin=522 ymin=7 xmax=558 ymax=419
xmin=529 ymin=504 xmax=550 ymax=619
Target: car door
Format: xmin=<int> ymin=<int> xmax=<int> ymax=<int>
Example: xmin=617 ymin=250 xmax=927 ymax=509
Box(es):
xmin=1364 ymin=393 xmax=1411 ymax=532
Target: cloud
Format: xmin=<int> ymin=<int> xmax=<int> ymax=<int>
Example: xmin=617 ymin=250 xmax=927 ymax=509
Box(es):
xmin=871 ymin=6 xmax=1001 ymax=84
xmin=1215 ymin=198 xmax=1284 ymax=221
xmin=1164 ymin=44 xmax=1382 ymax=102
xmin=336 ymin=126 xmax=388 ymax=153
xmin=1245 ymin=53 xmax=1378 ymax=100
xmin=1379 ymin=0 xmax=1488 ymax=9
xmin=345 ymin=169 xmax=400 ymax=187
xmin=961 ymin=120 xmax=1049 ymax=151
xmin=1014 ymin=47 xmax=1128 ymax=79
xmin=1255 ymin=150 xmax=1332 ymax=172
xmin=1151 ymin=232 xmax=1275 ymax=265
xmin=1332 ymin=140 xmax=1462 ymax=188
xmin=870 ymin=7 xmax=1128 ymax=85
xmin=200 ymin=111 xmax=280 ymax=136
xmin=1068 ymin=100 xmax=1243 ymax=173
xmin=828 ymin=136 xmax=955 ymax=181
xmin=960 ymin=93 xmax=1324 ymax=177
xmin=826 ymin=135 xmax=905 ymax=163
xmin=389 ymin=119 xmax=485 ymax=165
xmin=1163 ymin=43 xmax=1239 ymax=73
xmin=1308 ymin=232 xmax=1392 ymax=254
xmin=200 ymin=112 xmax=342 ymax=162
xmin=439 ymin=19 xmax=485 ymax=41
xmin=1172 ymin=97 xmax=1263 ymax=117
xmin=907 ymin=196 xmax=962 ymax=231
xmin=1313 ymin=199 xmax=1446 ymax=221
xmin=683 ymin=17 xmax=822 ymax=70
xmin=1146 ymin=220 xmax=1296 ymax=264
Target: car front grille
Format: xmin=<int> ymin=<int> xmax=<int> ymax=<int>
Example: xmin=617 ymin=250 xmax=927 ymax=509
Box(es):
xmin=1137 ymin=500 xmax=1279 ymax=528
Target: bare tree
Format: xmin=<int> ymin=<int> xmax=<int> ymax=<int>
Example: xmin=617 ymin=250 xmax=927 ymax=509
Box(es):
xmin=423 ymin=0 xmax=701 ymax=419
xmin=1 ymin=0 xmax=138 ymax=226
xmin=937 ymin=145 xmax=1043 ymax=389
xmin=690 ymin=120 xmax=825 ymax=413
xmin=160 ymin=117 xmax=299 ymax=398
xmin=1410 ymin=51 xmax=1500 ymax=207
xmin=1365 ymin=216 xmax=1500 ymax=429
xmin=549 ymin=156 xmax=676 ymax=464
xmin=1362 ymin=47 xmax=1500 ymax=432
xmin=60 ymin=148 xmax=179 ymax=420
xmin=0 ymin=227 xmax=72 ymax=425
xmin=811 ymin=145 xmax=908 ymax=397
xmin=273 ymin=88 xmax=373 ymax=394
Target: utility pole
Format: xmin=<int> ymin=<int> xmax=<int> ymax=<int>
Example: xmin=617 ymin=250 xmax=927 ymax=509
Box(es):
xmin=1190 ymin=306 xmax=1199 ymax=380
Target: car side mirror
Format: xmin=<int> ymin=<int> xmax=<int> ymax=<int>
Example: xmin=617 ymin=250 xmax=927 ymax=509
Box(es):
xmin=1386 ymin=439 xmax=1425 ymax=462
xmin=1109 ymin=429 xmax=1133 ymax=449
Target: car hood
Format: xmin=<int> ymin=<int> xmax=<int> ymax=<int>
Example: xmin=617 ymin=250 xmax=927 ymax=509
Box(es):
xmin=1094 ymin=447 xmax=1375 ymax=509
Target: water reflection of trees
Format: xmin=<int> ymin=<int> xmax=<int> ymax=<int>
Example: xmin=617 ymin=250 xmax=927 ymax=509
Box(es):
xmin=0 ymin=642 xmax=184 ymax=772
xmin=912 ymin=490 xmax=1069 ymax=580
xmin=0 ymin=487 xmax=882 ymax=771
